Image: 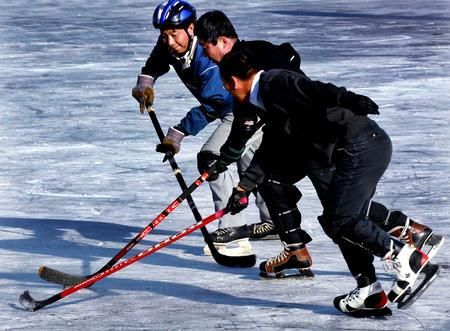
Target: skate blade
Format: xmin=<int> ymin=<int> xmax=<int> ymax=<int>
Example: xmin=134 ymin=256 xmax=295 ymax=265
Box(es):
xmin=423 ymin=235 xmax=444 ymax=261
xmin=343 ymin=307 xmax=392 ymax=318
xmin=249 ymin=234 xmax=279 ymax=241
xmin=397 ymin=263 xmax=440 ymax=309
xmin=203 ymin=239 xmax=253 ymax=257
xmin=259 ymin=268 xmax=314 ymax=279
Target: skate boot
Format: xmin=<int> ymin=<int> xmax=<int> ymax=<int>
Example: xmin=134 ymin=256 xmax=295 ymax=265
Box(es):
xmin=333 ymin=275 xmax=391 ymax=317
xmin=249 ymin=221 xmax=279 ymax=240
xmin=259 ymin=242 xmax=314 ymax=279
xmin=203 ymin=225 xmax=253 ymax=257
xmin=388 ymin=218 xmax=444 ymax=259
xmin=385 ymin=240 xmax=440 ymax=309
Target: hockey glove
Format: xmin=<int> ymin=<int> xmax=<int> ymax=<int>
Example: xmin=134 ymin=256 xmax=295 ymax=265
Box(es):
xmin=339 ymin=91 xmax=379 ymax=115
xmin=197 ymin=152 xmax=229 ymax=182
xmin=227 ymin=187 xmax=250 ymax=215
xmin=156 ymin=127 xmax=185 ymax=161
xmin=197 ymin=151 xmax=220 ymax=181
xmin=132 ymin=74 xmax=155 ymax=114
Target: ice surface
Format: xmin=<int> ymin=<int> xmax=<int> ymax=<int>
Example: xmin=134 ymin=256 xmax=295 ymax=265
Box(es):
xmin=0 ymin=0 xmax=449 ymax=330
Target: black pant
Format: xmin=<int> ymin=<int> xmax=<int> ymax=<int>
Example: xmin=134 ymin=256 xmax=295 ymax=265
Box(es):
xmin=259 ymin=120 xmax=394 ymax=281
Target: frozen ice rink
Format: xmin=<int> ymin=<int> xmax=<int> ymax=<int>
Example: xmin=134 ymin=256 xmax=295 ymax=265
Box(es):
xmin=1 ymin=0 xmax=449 ymax=329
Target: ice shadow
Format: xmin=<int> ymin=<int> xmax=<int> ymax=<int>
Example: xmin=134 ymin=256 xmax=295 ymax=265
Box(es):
xmin=10 ymin=272 xmax=338 ymax=316
xmin=0 ymin=217 xmax=255 ymax=277
xmin=1 ymin=217 xmax=387 ymax=281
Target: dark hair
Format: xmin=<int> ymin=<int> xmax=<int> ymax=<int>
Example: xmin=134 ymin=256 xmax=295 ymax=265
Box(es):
xmin=195 ymin=10 xmax=238 ymax=44
xmin=219 ymin=47 xmax=258 ymax=82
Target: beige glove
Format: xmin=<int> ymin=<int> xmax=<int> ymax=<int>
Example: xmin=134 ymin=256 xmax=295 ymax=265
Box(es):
xmin=132 ymin=74 xmax=155 ymax=113
xmin=156 ymin=127 xmax=185 ymax=156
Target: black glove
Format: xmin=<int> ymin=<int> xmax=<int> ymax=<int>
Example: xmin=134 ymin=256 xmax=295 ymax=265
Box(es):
xmin=227 ymin=187 xmax=250 ymax=215
xmin=339 ymin=91 xmax=379 ymax=115
xmin=197 ymin=151 xmax=222 ymax=181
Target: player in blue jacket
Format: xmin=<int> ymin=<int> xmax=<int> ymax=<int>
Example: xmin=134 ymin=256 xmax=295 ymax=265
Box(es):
xmin=132 ymin=0 xmax=273 ymax=255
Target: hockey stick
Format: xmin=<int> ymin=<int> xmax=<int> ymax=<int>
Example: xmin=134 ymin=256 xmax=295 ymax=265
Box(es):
xmin=146 ymin=106 xmax=256 ymax=268
xmin=38 ymin=169 xmax=212 ymax=286
xmin=20 ymin=204 xmax=239 ymax=312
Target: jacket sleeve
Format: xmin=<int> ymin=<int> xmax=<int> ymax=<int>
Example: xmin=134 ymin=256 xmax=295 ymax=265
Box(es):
xmin=141 ymin=36 xmax=171 ymax=80
xmin=176 ymin=63 xmax=234 ymax=136
xmin=292 ymin=74 xmax=347 ymax=108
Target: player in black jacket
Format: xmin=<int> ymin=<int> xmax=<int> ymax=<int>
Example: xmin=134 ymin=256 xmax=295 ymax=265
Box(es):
xmin=216 ymin=47 xmax=441 ymax=315
xmin=195 ymin=10 xmax=441 ymax=284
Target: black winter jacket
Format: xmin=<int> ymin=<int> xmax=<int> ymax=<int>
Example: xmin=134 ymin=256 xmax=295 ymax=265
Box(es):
xmin=239 ymin=69 xmax=369 ymax=191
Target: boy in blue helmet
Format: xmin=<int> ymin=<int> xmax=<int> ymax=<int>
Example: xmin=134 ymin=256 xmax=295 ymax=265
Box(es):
xmin=132 ymin=0 xmax=274 ymax=256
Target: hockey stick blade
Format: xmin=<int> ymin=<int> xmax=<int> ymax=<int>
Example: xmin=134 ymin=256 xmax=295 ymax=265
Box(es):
xmin=19 ymin=291 xmax=45 ymax=312
xmin=204 ymin=238 xmax=256 ymax=267
xmin=39 ymin=266 xmax=88 ymax=287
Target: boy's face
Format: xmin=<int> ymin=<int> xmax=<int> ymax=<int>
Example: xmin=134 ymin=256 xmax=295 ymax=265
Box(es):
xmin=199 ymin=39 xmax=223 ymax=63
xmin=161 ymin=23 xmax=194 ymax=56
xmin=222 ymin=76 xmax=249 ymax=104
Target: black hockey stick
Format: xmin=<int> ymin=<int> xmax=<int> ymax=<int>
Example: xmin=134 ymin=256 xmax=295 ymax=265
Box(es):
xmin=146 ymin=106 xmax=256 ymax=268
xmin=38 ymin=169 xmax=213 ymax=286
xmin=20 ymin=205 xmax=237 ymax=311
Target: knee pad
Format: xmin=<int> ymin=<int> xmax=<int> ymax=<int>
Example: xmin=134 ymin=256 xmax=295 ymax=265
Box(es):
xmin=258 ymin=180 xmax=302 ymax=212
xmin=274 ymin=208 xmax=312 ymax=245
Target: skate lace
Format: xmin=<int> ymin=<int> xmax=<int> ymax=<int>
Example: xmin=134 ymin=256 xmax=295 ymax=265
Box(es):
xmin=267 ymin=249 xmax=289 ymax=266
xmin=383 ymin=258 xmax=401 ymax=273
xmin=214 ymin=228 xmax=231 ymax=236
xmin=345 ymin=288 xmax=361 ymax=303
xmin=255 ymin=222 xmax=274 ymax=235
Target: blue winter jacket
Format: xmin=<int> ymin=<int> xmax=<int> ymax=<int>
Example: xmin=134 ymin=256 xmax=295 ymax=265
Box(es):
xmin=141 ymin=36 xmax=234 ymax=136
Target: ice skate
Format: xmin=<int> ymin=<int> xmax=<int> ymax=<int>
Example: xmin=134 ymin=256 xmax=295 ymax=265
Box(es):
xmin=334 ymin=275 xmax=392 ymax=317
xmin=385 ymin=241 xmax=440 ymax=309
xmin=203 ymin=225 xmax=253 ymax=256
xmin=249 ymin=221 xmax=279 ymax=240
xmin=389 ymin=218 xmax=444 ymax=260
xmin=259 ymin=243 xmax=314 ymax=279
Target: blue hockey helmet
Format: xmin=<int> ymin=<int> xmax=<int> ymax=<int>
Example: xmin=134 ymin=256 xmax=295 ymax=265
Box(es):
xmin=153 ymin=0 xmax=196 ymax=30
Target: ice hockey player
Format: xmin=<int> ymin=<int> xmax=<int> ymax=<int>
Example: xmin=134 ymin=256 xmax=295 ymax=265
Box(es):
xmin=195 ymin=10 xmax=306 ymax=241
xmin=131 ymin=0 xmax=273 ymax=257
xmin=216 ymin=47 xmax=441 ymax=316
xmin=195 ymin=10 xmax=443 ymax=288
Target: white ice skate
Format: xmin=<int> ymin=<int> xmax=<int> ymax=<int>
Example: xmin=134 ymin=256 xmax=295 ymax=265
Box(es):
xmin=334 ymin=275 xmax=392 ymax=317
xmin=386 ymin=241 xmax=440 ymax=309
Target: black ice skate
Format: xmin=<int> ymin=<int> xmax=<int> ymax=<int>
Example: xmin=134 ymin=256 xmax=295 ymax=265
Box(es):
xmin=389 ymin=218 xmax=444 ymax=260
xmin=385 ymin=241 xmax=440 ymax=309
xmin=259 ymin=243 xmax=314 ymax=279
xmin=203 ymin=225 xmax=253 ymax=256
xmin=333 ymin=275 xmax=392 ymax=318
xmin=249 ymin=221 xmax=279 ymax=240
